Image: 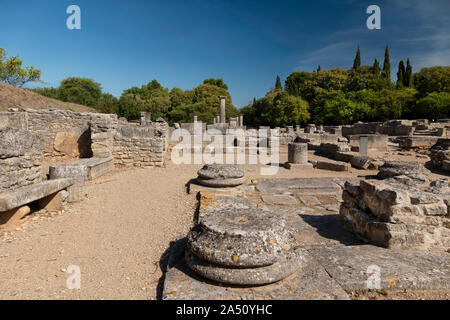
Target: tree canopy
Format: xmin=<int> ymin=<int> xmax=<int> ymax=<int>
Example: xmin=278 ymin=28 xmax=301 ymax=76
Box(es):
xmin=0 ymin=47 xmax=41 ymax=87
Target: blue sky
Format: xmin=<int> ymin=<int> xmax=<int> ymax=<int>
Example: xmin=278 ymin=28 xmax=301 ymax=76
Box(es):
xmin=0 ymin=0 xmax=449 ymax=108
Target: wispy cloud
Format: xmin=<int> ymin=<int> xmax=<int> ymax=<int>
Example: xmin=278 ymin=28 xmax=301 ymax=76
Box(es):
xmin=297 ymin=41 xmax=354 ymax=70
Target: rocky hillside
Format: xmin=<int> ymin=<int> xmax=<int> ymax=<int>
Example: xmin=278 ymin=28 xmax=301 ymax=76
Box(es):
xmin=0 ymin=82 xmax=96 ymax=113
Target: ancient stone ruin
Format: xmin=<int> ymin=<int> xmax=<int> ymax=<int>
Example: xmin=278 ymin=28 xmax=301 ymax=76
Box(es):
xmin=340 ymin=176 xmax=450 ymax=249
xmin=185 ymin=207 xmax=302 ymax=285
xmin=196 ymin=164 xmax=246 ymax=187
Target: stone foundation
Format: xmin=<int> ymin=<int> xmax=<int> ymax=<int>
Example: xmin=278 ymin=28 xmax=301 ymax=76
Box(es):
xmin=339 ymin=178 xmax=450 ymax=250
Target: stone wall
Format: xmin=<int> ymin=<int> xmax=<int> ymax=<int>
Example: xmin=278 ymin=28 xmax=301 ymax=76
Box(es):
xmin=112 ymin=121 xmax=169 ymax=167
xmin=0 ymin=127 xmax=43 ymax=192
xmin=430 ymin=139 xmax=450 ymax=172
xmin=340 ymin=178 xmax=450 ymax=250
xmin=0 ymin=108 xmax=118 ymax=160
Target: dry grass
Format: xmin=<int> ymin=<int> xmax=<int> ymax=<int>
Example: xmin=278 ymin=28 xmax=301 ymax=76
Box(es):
xmin=0 ymin=82 xmax=96 ymax=113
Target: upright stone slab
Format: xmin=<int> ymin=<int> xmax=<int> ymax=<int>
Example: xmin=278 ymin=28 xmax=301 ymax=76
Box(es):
xmin=285 ymin=143 xmax=313 ymax=169
xmin=359 ymin=136 xmax=368 ymax=156
xmin=49 ymin=164 xmax=88 ymax=202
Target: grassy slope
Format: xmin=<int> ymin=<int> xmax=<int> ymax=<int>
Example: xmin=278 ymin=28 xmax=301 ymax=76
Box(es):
xmin=0 ymin=82 xmax=97 ymax=113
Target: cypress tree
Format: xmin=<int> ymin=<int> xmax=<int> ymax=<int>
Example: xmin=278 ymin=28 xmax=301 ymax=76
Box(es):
xmin=397 ymin=60 xmax=405 ymax=86
xmin=382 ymin=45 xmax=391 ymax=81
xmin=352 ymin=46 xmax=361 ymax=70
xmin=317 ymin=65 xmax=322 ymax=72
xmin=405 ymin=58 xmax=413 ymax=87
xmin=275 ymin=75 xmax=282 ymax=91
xmin=372 ymin=58 xmax=380 ymax=76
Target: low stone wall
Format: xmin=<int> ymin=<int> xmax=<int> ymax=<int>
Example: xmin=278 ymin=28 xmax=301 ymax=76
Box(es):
xmin=0 ymin=108 xmax=118 ymax=160
xmin=0 ymin=127 xmax=43 ymax=192
xmin=340 ymin=178 xmax=450 ymax=250
xmin=112 ymin=121 xmax=169 ymax=167
xmin=347 ymin=134 xmax=388 ymax=153
xmin=430 ymin=139 xmax=450 ymax=172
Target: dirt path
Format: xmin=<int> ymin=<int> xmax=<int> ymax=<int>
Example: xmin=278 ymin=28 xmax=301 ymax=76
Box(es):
xmin=0 ymin=165 xmax=199 ymax=299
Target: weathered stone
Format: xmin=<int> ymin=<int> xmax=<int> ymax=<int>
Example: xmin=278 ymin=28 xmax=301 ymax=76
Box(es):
xmin=187 ymin=207 xmax=295 ymax=268
xmin=49 ymin=165 xmax=87 ymax=202
xmin=284 ymin=162 xmax=313 ymax=169
xmin=0 ymin=205 xmax=30 ymax=228
xmin=315 ymin=160 xmax=349 ymax=172
xmin=350 ymin=156 xmax=372 ymax=169
xmin=185 ymin=247 xmax=304 ymax=286
xmin=197 ymin=164 xmax=244 ymax=179
xmin=196 ymin=177 xmax=246 ymax=187
xmin=261 ymin=194 xmax=298 ymax=205
xmin=256 ymin=178 xmax=341 ymax=195
xmin=288 ymin=143 xmax=308 ymax=163
xmin=38 ymin=191 xmax=63 ymax=212
xmin=340 ymin=179 xmax=450 ymax=250
xmin=0 ymin=178 xmax=73 ymax=212
xmin=377 ymin=161 xmax=429 ymax=181
xmin=0 ymin=127 xmax=35 ymax=159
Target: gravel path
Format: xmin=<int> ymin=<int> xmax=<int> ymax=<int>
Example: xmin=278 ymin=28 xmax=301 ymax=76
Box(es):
xmin=0 ymin=165 xmax=198 ymax=300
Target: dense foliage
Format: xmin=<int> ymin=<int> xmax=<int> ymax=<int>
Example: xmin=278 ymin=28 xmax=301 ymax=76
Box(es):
xmin=33 ymin=77 xmax=238 ymax=124
xmin=243 ymin=45 xmax=450 ymax=126
xmin=0 ymin=47 xmax=41 ymax=87
xmin=6 ymin=43 xmax=448 ymax=126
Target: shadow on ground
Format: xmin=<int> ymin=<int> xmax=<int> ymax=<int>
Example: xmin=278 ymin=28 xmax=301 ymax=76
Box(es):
xmin=299 ymin=213 xmax=364 ymax=246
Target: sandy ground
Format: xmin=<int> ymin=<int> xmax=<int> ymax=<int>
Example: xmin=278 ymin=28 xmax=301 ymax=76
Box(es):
xmin=0 ymin=146 xmax=447 ymax=300
xmin=0 ymin=82 xmax=96 ymax=113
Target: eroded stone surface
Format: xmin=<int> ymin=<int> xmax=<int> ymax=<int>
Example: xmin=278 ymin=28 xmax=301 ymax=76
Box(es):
xmin=197 ymin=164 xmax=244 ymax=180
xmin=187 ymin=207 xmax=295 ymax=268
xmin=196 ymin=177 xmax=246 ymax=187
xmin=162 ymin=239 xmax=349 ymax=300
xmin=377 ymin=161 xmax=429 ymax=181
xmin=185 ymin=247 xmax=304 ymax=286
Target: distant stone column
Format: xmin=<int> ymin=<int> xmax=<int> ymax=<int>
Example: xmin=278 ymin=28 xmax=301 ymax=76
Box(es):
xmin=239 ymin=115 xmax=244 ymax=127
xmin=219 ymin=96 xmax=226 ymax=124
xmin=140 ymin=112 xmax=151 ymax=126
xmin=213 ymin=117 xmax=217 ymax=124
xmin=285 ymin=143 xmax=312 ymax=169
xmin=193 ymin=115 xmax=198 ymax=123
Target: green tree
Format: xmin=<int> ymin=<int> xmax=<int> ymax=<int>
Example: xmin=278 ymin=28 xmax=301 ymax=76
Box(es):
xmin=352 ymin=46 xmax=361 ymax=70
xmin=0 ymin=47 xmax=41 ymax=87
xmin=414 ymin=92 xmax=450 ymax=120
xmin=275 ymin=75 xmax=282 ymax=91
xmin=397 ymin=60 xmax=405 ymax=87
xmin=203 ymin=78 xmax=228 ymax=90
xmin=284 ymin=71 xmax=310 ymax=97
xmin=405 ymin=58 xmax=413 ymax=87
xmin=372 ymin=58 xmax=380 ymax=77
xmin=382 ymin=45 xmax=391 ymax=81
xmin=57 ymin=77 xmax=102 ymax=107
xmin=97 ymin=93 xmax=119 ymax=114
xmin=413 ymin=66 xmax=450 ymax=98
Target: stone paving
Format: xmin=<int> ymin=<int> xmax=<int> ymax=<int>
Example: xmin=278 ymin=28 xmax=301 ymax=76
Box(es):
xmin=162 ymin=177 xmax=450 ymax=300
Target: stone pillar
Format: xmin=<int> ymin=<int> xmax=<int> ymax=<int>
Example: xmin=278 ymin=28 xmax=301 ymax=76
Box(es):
xmin=219 ymin=96 xmax=226 ymax=124
xmin=285 ymin=143 xmax=312 ymax=169
xmin=140 ymin=112 xmax=151 ymax=126
xmin=239 ymin=115 xmax=244 ymax=127
xmin=213 ymin=117 xmax=216 ymax=125
xmin=288 ymin=143 xmax=308 ymax=163
xmin=193 ymin=115 xmax=198 ymax=123
xmin=360 ymin=136 xmax=369 ymax=156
